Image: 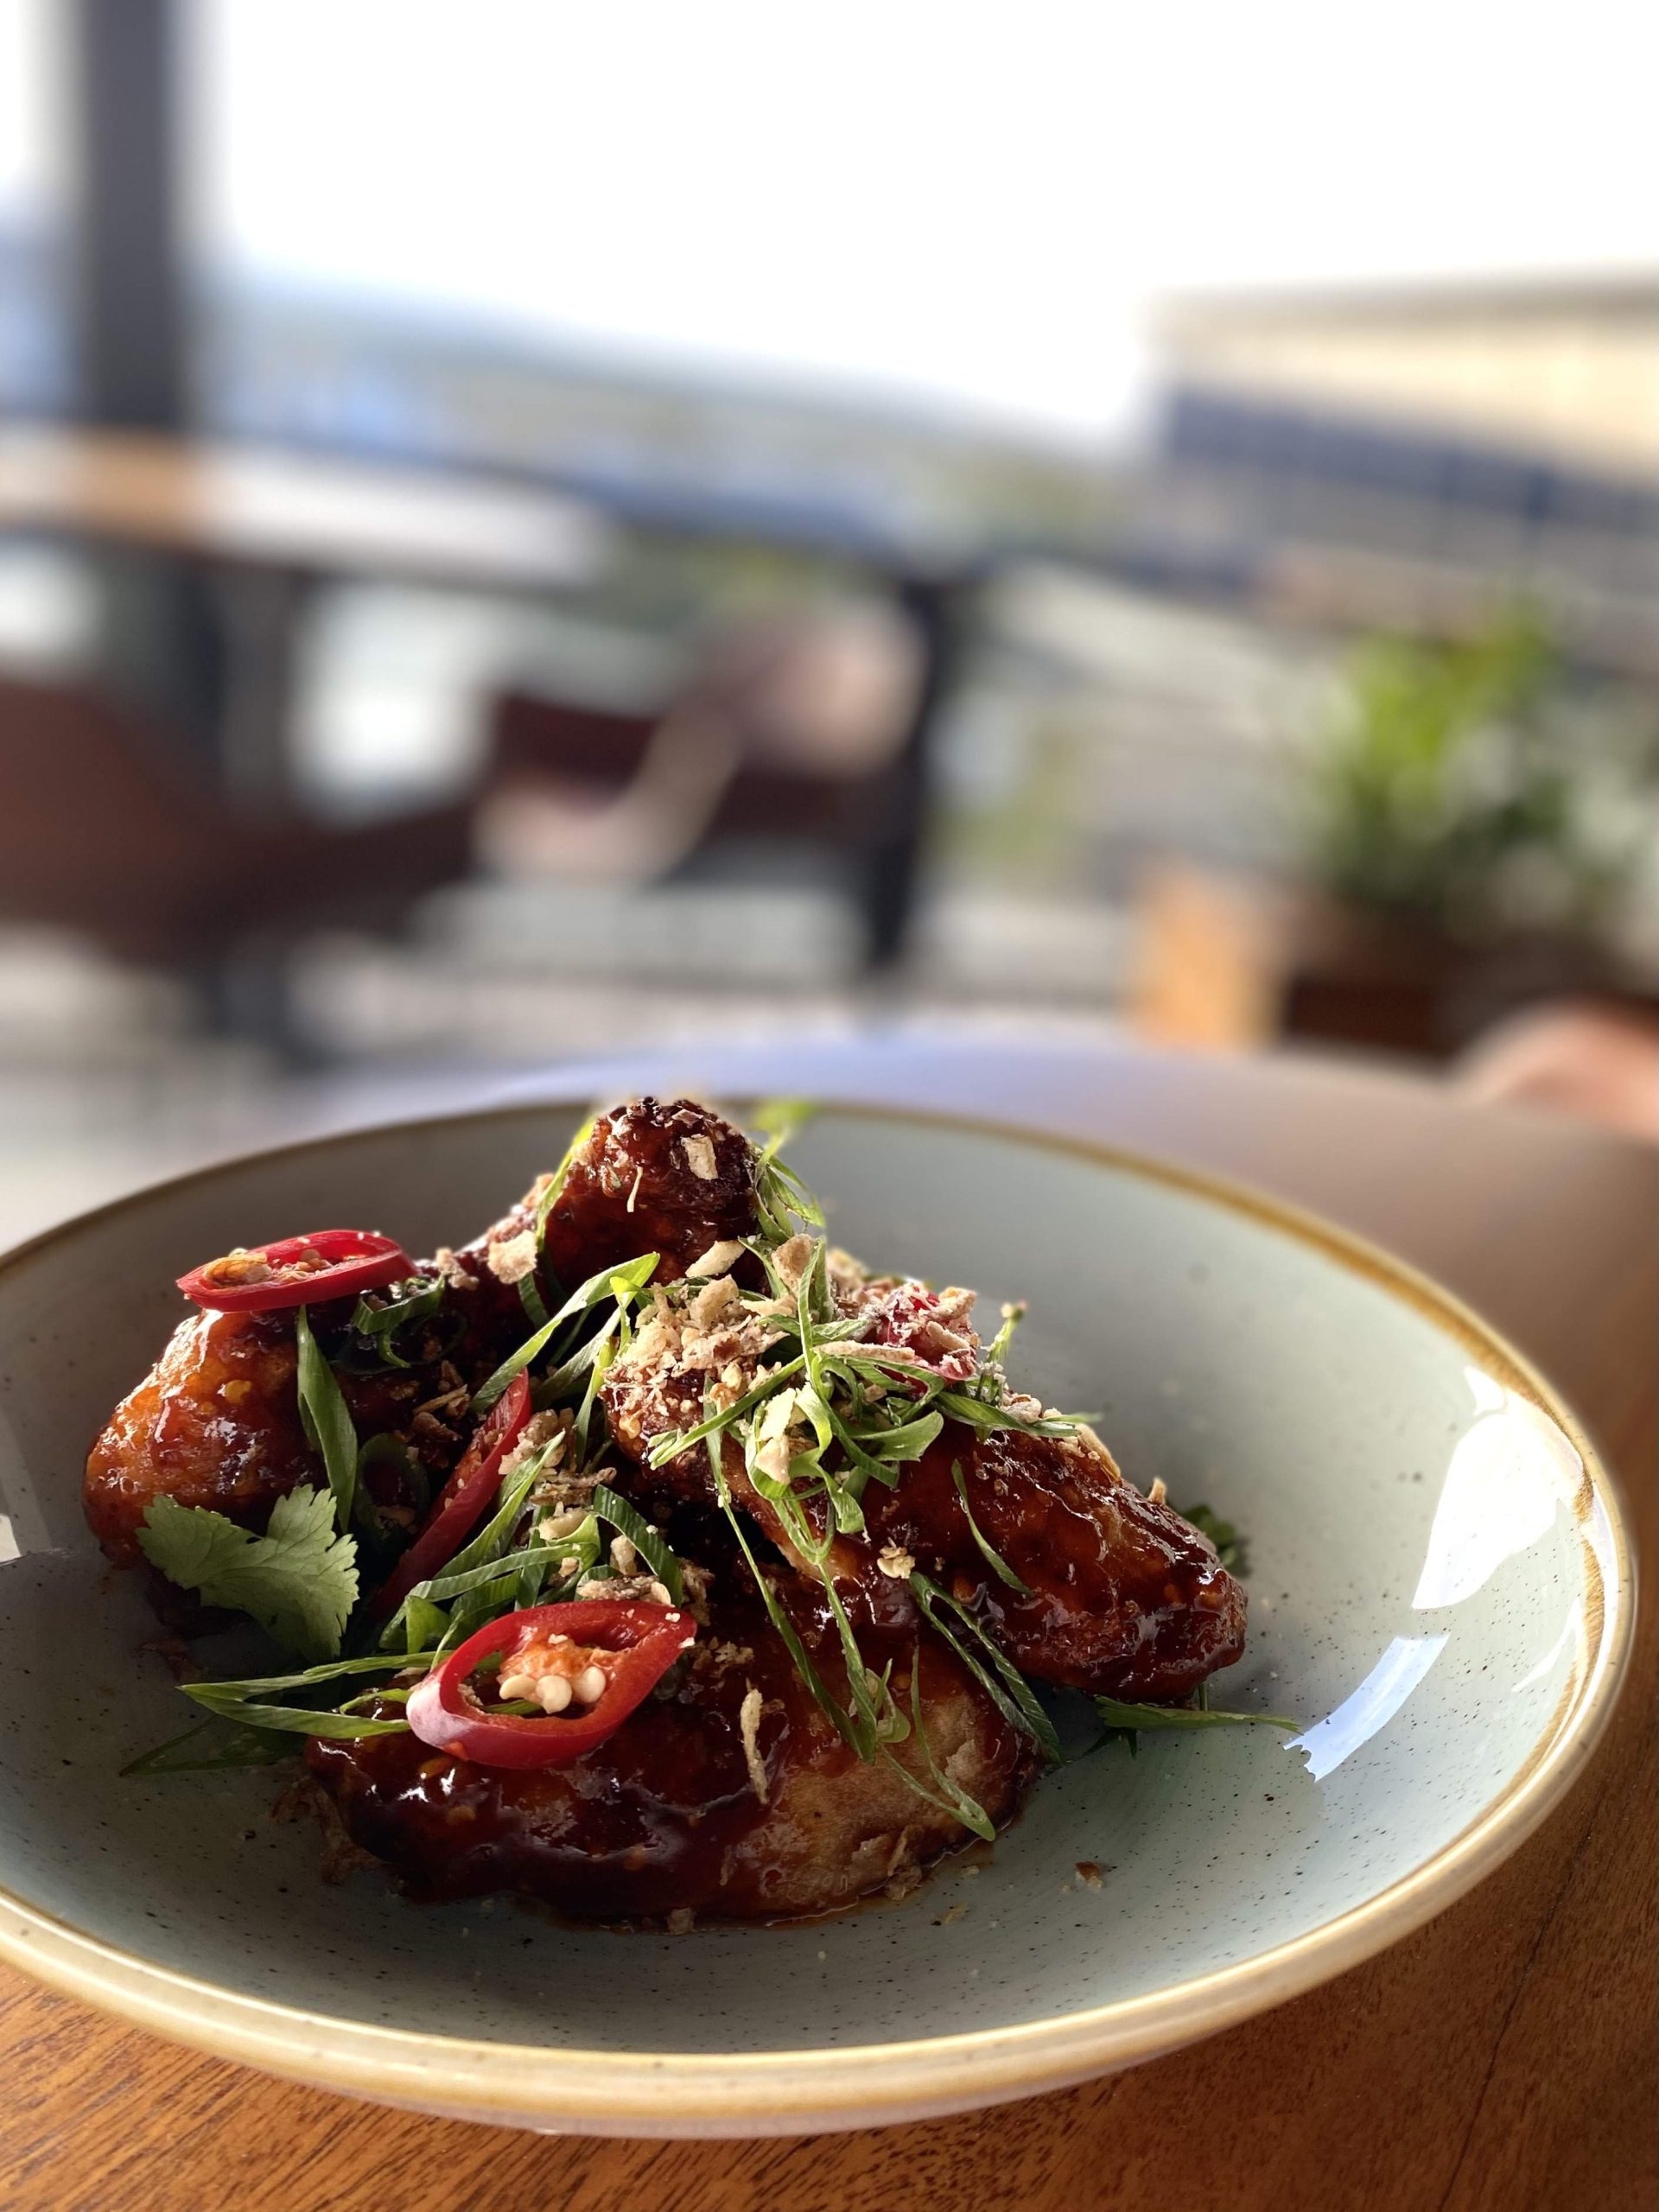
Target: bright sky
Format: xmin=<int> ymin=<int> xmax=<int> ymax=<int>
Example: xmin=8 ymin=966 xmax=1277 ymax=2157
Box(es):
xmin=4 ymin=0 xmax=1656 ymax=442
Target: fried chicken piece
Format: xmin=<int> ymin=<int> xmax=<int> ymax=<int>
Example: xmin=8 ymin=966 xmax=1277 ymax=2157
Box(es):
xmin=603 ymin=1342 xmax=1245 ymax=1704
xmin=462 ymin=1098 xmax=759 ymax=1317
xmin=83 ymin=1307 xmax=314 ymax=1569
xmin=88 ymin=1099 xmax=759 ymax=1581
xmin=303 ymin=1574 xmax=1033 ymax=1922
xmin=595 ymin=1225 xmax=1245 ymax=1700
xmin=860 ymin=1422 xmax=1247 ymax=1701
xmin=81 ymin=1294 xmax=487 ymax=1576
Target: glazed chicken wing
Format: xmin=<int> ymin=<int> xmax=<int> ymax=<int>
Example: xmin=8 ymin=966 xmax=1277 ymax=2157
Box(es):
xmin=858 ymin=1423 xmax=1245 ymax=1700
xmin=461 ymin=1097 xmax=759 ymax=1310
xmin=85 ymin=1279 xmax=501 ymax=1574
xmin=599 ymin=1257 xmax=1245 ymax=1701
xmin=84 ymin=1308 xmax=314 ymax=1568
xmin=82 ymin=1098 xmax=753 ymax=1585
xmin=305 ymin=1573 xmax=1031 ymax=1921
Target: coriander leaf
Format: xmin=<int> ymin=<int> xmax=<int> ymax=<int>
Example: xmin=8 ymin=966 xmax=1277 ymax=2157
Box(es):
xmin=138 ymin=1489 xmax=359 ymax=1660
xmin=296 ymin=1306 xmax=358 ymax=1533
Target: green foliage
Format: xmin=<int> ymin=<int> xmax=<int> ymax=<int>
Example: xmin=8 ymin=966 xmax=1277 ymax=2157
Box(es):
xmin=1305 ymin=607 xmax=1655 ymax=941
xmin=138 ymin=1489 xmax=359 ymax=1660
xmin=1179 ymin=1503 xmax=1244 ymax=1575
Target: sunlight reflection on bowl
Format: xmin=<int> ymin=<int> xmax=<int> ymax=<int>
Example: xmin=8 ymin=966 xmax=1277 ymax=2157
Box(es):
xmin=1412 ymin=1369 xmax=1586 ymax=1612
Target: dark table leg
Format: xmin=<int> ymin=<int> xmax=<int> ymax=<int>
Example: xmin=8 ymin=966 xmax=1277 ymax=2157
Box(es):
xmin=84 ymin=546 xmax=229 ymax=771
xmin=855 ymin=569 xmax=976 ymax=972
xmin=216 ymin=564 xmax=313 ymax=812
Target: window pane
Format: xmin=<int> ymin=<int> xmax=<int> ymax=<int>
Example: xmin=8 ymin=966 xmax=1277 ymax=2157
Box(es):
xmin=181 ymin=0 xmax=1656 ymax=471
xmin=0 ymin=0 xmax=71 ymax=413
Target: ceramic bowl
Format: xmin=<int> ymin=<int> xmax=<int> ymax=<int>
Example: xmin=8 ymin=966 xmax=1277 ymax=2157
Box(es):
xmin=0 ymin=1103 xmax=1631 ymax=2135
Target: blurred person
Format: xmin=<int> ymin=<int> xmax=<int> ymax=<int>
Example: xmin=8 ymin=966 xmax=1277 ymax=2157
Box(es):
xmin=1457 ymin=1001 xmax=1658 ymax=1140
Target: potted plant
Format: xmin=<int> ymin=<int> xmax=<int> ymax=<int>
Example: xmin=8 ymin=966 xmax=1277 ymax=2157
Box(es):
xmin=1284 ymin=607 xmax=1656 ymax=1055
xmin=1129 ymin=608 xmax=1656 ymax=1058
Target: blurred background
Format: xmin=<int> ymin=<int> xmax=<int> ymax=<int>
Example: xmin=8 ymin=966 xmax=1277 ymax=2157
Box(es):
xmin=1 ymin=0 xmax=1655 ymax=1240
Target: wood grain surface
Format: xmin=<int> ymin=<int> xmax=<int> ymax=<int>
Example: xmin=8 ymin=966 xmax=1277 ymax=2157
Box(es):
xmin=0 ymin=428 xmax=606 ymax=589
xmin=3 ymin=1038 xmax=1652 ymax=2212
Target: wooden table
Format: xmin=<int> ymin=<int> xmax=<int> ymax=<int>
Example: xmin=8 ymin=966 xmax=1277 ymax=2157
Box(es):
xmin=3 ymin=1036 xmax=1652 ymax=2211
xmin=0 ymin=427 xmax=614 ymax=804
xmin=0 ymin=429 xmax=613 ymax=594
xmin=0 ymin=428 xmax=960 ymax=969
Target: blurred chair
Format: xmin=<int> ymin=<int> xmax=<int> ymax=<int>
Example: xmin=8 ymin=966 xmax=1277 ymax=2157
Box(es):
xmin=0 ymin=674 xmax=473 ymax=1027
xmin=474 ymin=604 xmax=923 ymax=960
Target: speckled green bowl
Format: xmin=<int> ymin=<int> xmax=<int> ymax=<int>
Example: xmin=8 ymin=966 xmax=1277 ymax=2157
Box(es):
xmin=0 ymin=1104 xmax=1631 ymax=2134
